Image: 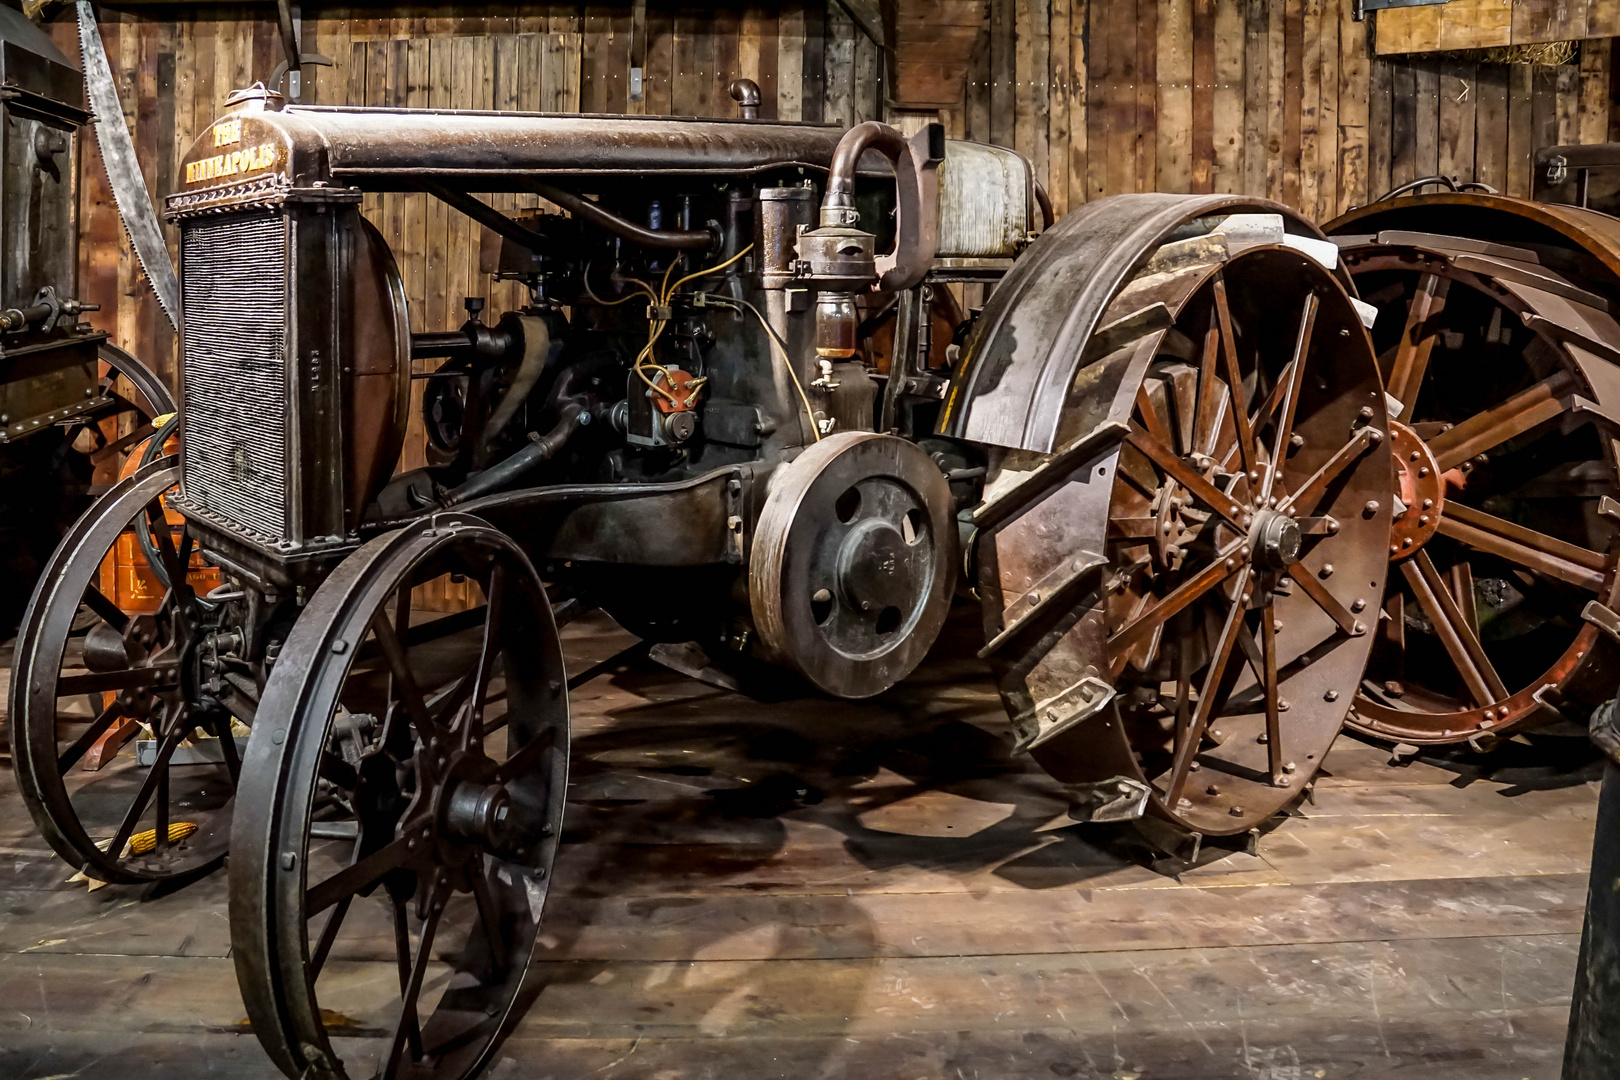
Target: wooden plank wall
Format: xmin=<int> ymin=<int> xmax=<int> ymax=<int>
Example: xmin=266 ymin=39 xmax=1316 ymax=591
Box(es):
xmin=966 ymin=0 xmax=1618 ymax=222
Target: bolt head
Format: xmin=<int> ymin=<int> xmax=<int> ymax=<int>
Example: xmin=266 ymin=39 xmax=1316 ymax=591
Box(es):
xmin=1324 ymin=689 xmax=1339 ymax=701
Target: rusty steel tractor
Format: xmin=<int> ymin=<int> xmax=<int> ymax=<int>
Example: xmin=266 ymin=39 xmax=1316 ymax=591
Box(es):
xmin=10 ymin=78 xmax=1413 ymax=1079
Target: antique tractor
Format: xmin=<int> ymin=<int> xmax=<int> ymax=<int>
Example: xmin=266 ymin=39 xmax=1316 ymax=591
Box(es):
xmin=0 ymin=3 xmax=171 ymax=635
xmin=11 ymin=82 xmax=1397 ymax=1079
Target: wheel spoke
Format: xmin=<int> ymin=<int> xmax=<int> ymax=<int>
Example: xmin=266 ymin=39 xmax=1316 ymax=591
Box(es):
xmin=1193 ymin=317 xmax=1224 ymax=458
xmin=1450 ymin=560 xmax=1480 ymax=638
xmin=1401 ymin=550 xmax=1508 ymax=707
xmin=463 ymin=565 xmax=507 ymax=750
xmin=1108 ymin=516 xmax=1161 ymax=540
xmin=142 ymin=503 xmax=189 ymax=592
xmin=493 ymin=724 xmax=556 ymax=785
xmin=1124 ymin=425 xmax=1249 ymax=529
xmin=1107 ymin=539 xmax=1246 ymax=660
xmin=109 ymin=713 xmax=186 ymax=861
xmin=57 ymin=701 xmax=123 ymax=773
xmin=82 ymin=586 xmax=129 ymax=633
xmin=1436 ymin=501 xmax=1606 ymax=592
xmin=1426 ymin=370 xmax=1577 ymax=472
xmin=155 ymin=760 xmax=170 ymax=850
xmin=214 ymin=715 xmax=242 ymax=788
xmin=1212 ymin=274 xmax=1260 ymax=482
xmin=468 ymin=854 xmax=507 ymax=976
xmin=1278 ymin=425 xmax=1380 ymax=517
xmin=1134 ymin=381 xmax=1178 ymax=451
xmin=1174 ymin=632 xmax=1192 ymax=754
xmin=1386 ymin=272 xmax=1451 ymax=408
xmin=369 ymin=613 xmax=445 ymax=744
xmin=383 ymin=872 xmax=451 ymax=1075
xmin=389 ymin=893 xmax=425 ymax=1064
xmin=309 ymin=894 xmax=352 ymax=982
xmin=1166 ymin=567 xmax=1251 ymax=804
xmin=57 ymin=664 xmax=177 ymax=697
xmin=1263 ymin=293 xmax=1318 ymax=504
xmin=307 ymin=833 xmax=417 ymax=915
xmin=1290 ymin=567 xmax=1364 ymax=637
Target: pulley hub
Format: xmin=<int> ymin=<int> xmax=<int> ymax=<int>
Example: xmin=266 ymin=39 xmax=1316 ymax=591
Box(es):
xmin=837 ymin=518 xmax=918 ymax=614
xmin=1249 ymin=509 xmax=1302 ymax=569
xmin=443 ymin=779 xmax=518 ymax=850
xmin=1389 ymin=420 xmax=1444 ymax=561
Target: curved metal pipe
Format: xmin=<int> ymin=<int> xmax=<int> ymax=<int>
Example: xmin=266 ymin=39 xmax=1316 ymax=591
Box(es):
xmin=441 ymin=402 xmax=585 ymax=506
xmin=528 ymin=182 xmax=714 ymax=250
xmin=729 ymin=78 xmax=761 ymax=120
xmin=1377 ymin=175 xmax=1460 ymax=202
xmin=1033 ymin=180 xmax=1055 ymax=229
xmin=823 ymin=120 xmax=910 ymax=218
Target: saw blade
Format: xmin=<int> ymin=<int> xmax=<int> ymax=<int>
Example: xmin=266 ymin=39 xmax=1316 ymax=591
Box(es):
xmin=76 ymin=0 xmax=179 ymax=331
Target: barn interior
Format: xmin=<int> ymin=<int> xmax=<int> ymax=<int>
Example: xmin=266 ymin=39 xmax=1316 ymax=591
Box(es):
xmin=0 ymin=3 xmax=1617 ymax=1079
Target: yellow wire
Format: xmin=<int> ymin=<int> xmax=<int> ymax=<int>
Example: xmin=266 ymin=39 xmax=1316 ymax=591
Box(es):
xmin=743 ymin=302 xmax=821 ymax=443
xmin=633 ymin=247 xmax=756 ymax=408
xmin=663 ymin=244 xmax=755 ymax=303
xmin=658 ymin=256 xmax=683 ymax=305
xmin=634 ymin=319 xmax=680 ymax=404
xmin=594 ymin=287 xmax=651 ymax=307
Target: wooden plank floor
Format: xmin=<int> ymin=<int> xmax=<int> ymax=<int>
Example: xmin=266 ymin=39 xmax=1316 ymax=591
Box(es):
xmin=0 ymin=609 xmax=1600 ymax=1079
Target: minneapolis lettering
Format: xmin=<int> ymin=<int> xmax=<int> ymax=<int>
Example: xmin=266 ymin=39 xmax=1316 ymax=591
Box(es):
xmin=185 ymin=144 xmax=278 ymax=184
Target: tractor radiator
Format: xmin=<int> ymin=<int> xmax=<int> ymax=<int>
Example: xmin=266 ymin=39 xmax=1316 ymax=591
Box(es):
xmin=176 ymin=211 xmax=292 ymax=546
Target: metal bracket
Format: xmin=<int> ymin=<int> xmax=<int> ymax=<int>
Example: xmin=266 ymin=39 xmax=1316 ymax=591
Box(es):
xmin=1066 ymin=775 xmax=1152 ymax=823
xmin=979 ymin=551 xmax=1106 ymax=658
xmin=971 ymin=420 xmax=1129 ymax=532
xmin=1585 ymin=600 xmax=1620 ymax=645
xmin=1011 ymin=675 xmax=1115 ymax=754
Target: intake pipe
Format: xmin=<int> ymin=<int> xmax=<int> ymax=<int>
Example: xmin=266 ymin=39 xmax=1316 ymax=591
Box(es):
xmin=813 ymin=120 xmax=944 ymax=294
xmin=528 ymin=182 xmax=715 ymax=251
xmin=439 ymin=402 xmax=586 ymax=507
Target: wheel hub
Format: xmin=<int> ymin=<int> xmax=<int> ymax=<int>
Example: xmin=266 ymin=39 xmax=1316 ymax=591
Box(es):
xmin=1389 ymin=420 xmax=1444 ymax=561
xmin=1249 ymin=509 xmax=1302 ymax=568
xmin=836 ymin=518 xmax=916 ymax=614
xmin=444 ymin=778 xmax=518 ymax=851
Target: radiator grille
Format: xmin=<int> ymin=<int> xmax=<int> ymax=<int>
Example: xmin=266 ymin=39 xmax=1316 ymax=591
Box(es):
xmin=179 ymin=212 xmax=291 ymax=544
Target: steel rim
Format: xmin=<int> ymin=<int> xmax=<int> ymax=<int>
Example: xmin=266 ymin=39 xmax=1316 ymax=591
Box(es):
xmin=979 ymin=246 xmax=1393 ymax=835
xmin=229 ymin=518 xmax=568 ymax=1080
xmin=9 ymin=456 xmax=236 ymax=882
xmin=1343 ymin=247 xmax=1620 ymax=744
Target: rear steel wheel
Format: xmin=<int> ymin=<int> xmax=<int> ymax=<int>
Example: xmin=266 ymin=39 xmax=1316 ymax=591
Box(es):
xmin=750 ymin=431 xmax=955 ymax=698
xmin=9 ymin=456 xmax=236 ymax=882
xmin=230 ymin=517 xmax=568 ymax=1080
xmin=977 ymin=244 xmax=1393 ymax=835
xmin=1338 ymin=237 xmax=1620 ymax=744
